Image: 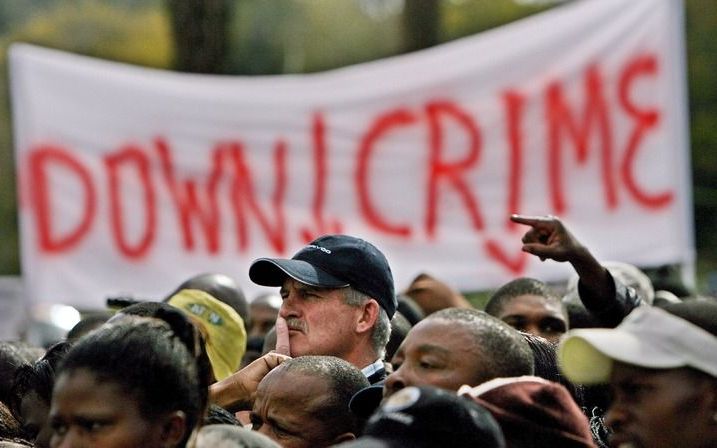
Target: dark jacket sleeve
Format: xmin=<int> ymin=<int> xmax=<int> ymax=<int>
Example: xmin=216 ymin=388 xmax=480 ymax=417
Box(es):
xmin=577 ymin=271 xmax=642 ymax=328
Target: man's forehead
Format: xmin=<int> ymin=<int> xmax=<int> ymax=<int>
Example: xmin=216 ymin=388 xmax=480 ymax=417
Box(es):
xmin=414 ymin=343 xmax=453 ymax=356
xmin=402 ymin=322 xmax=476 ymax=352
xmin=260 ymin=363 xmax=288 ymax=386
xmin=261 ymin=369 xmax=331 ymax=405
xmin=501 ymin=307 xmax=566 ymax=321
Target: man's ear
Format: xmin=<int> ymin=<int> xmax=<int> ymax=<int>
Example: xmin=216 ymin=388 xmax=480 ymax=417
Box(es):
xmin=332 ymin=432 xmax=356 ymax=444
xmin=160 ymin=410 xmax=187 ymax=447
xmin=355 ymin=299 xmax=380 ymax=335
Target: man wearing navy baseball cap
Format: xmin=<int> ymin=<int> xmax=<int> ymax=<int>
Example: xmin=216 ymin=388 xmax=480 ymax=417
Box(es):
xmin=249 ymin=234 xmax=397 ymax=384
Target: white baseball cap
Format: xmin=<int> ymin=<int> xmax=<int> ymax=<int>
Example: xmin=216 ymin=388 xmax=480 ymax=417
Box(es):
xmin=558 ymin=305 xmax=717 ymax=384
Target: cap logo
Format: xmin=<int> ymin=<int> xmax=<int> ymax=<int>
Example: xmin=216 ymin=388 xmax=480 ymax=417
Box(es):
xmin=306 ymin=244 xmax=332 ymax=254
xmin=381 ymin=412 xmax=414 ymax=427
xmin=185 ymin=303 xmax=224 ymax=326
xmin=382 ymin=387 xmax=421 ymax=413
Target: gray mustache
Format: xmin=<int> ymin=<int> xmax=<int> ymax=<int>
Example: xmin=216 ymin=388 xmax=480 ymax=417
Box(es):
xmin=285 ymin=318 xmax=306 ymax=332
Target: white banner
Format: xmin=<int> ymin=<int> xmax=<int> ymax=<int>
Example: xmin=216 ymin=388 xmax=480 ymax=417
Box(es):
xmin=11 ymin=0 xmax=692 ymax=309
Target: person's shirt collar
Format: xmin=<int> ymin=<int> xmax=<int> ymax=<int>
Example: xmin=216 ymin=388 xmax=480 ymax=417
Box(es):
xmin=361 ymin=359 xmax=384 ymax=378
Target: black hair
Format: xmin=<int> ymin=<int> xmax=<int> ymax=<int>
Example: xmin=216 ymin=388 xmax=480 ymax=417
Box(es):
xmin=428 ymin=308 xmax=535 ymax=381
xmin=396 ymin=294 xmax=425 ymax=326
xmin=276 ymin=356 xmax=370 ymax=436
xmin=114 ymin=301 xmax=169 ymax=318
xmin=205 ymin=404 xmax=240 ymax=426
xmin=385 ymin=312 xmax=412 ymax=362
xmin=10 ymin=341 xmax=72 ymax=418
xmin=486 ymin=278 xmax=564 ymax=318
xmin=66 ymin=312 xmax=113 ymax=341
xmin=521 ymin=333 xmax=584 ymax=408
xmin=57 ymin=311 xmax=210 ymax=446
xmin=0 ymin=342 xmax=43 ymax=406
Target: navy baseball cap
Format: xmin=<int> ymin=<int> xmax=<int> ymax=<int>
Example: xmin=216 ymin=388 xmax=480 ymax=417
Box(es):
xmin=350 ymin=384 xmax=385 ymax=418
xmin=249 ymin=235 xmax=397 ymax=318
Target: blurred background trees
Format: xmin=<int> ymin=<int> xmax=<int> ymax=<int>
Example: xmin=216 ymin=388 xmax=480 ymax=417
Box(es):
xmin=0 ymin=0 xmax=714 ymax=289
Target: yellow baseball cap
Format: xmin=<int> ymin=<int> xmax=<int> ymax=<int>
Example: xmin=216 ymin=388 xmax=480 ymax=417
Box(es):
xmin=169 ymin=289 xmax=247 ymax=381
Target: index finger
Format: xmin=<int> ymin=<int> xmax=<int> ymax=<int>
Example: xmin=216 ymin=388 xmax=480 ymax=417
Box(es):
xmin=510 ymin=214 xmax=556 ymax=226
xmin=263 ymin=352 xmax=291 ymax=368
xmin=274 ymin=316 xmax=291 ymax=356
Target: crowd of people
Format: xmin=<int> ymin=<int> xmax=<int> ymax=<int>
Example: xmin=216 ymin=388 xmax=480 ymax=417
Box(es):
xmin=1 ymin=214 xmax=716 ymax=447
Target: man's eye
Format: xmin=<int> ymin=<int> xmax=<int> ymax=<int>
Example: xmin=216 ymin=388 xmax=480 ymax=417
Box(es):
xmin=50 ymin=421 xmax=68 ymax=436
xmin=541 ymin=320 xmax=566 ymax=334
xmin=419 ymin=361 xmax=436 ymax=369
xmin=625 ymin=384 xmax=646 ymax=396
xmin=272 ymin=425 xmax=293 ymax=438
xmin=299 ymin=289 xmax=316 ymax=298
xmin=616 ymin=382 xmax=653 ymax=403
xmin=503 ymin=319 xmax=526 ymax=332
xmin=249 ymin=414 xmax=263 ymax=430
xmin=81 ymin=421 xmax=107 ymax=432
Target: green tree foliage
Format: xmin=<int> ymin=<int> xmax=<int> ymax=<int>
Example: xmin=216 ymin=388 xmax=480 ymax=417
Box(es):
xmin=0 ymin=0 xmax=171 ymax=274
xmin=226 ymin=0 xmax=403 ymax=74
xmin=686 ymin=0 xmax=717 ymax=260
xmin=2 ymin=1 xmax=171 ymax=67
xmin=441 ymin=0 xmax=548 ymax=40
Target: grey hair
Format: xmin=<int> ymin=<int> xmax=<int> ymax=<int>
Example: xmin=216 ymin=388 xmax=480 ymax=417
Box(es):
xmin=344 ymin=287 xmax=392 ymax=359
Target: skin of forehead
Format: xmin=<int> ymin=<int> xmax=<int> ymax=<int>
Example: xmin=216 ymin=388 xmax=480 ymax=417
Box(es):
xmin=256 ymin=368 xmax=334 ymax=427
xmin=500 ymin=294 xmax=565 ymax=319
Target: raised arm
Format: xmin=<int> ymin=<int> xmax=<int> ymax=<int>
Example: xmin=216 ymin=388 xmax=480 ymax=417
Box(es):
xmin=510 ymin=214 xmax=640 ymax=326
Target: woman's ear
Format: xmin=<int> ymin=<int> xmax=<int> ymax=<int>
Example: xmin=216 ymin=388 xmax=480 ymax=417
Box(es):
xmin=160 ymin=410 xmax=187 ymax=447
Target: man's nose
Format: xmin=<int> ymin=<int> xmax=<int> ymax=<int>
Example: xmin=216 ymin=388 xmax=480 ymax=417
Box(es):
xmin=278 ymin=300 xmax=294 ymax=319
xmin=383 ymin=368 xmax=408 ymax=398
xmin=52 ymin=430 xmax=86 ymax=448
xmin=278 ymin=292 xmax=300 ymax=318
xmin=604 ymin=400 xmax=628 ymax=432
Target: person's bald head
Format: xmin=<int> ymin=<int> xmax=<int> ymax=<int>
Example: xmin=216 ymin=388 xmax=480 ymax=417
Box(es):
xmin=251 ymin=356 xmax=369 ymax=447
xmin=432 ymin=308 xmax=533 ymax=374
